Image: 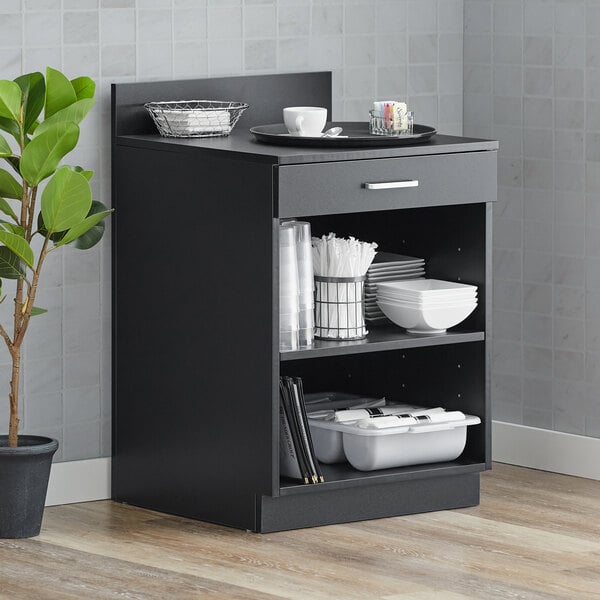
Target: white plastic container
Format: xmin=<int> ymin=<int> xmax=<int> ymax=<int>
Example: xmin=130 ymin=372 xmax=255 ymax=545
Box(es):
xmin=308 ymin=419 xmax=347 ymax=463
xmin=308 ymin=412 xmax=481 ymax=470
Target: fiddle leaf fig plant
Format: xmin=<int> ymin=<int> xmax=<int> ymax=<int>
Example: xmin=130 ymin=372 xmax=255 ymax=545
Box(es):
xmin=0 ymin=67 xmax=112 ymax=447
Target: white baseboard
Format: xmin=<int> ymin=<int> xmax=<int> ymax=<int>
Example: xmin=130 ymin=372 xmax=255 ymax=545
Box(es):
xmin=492 ymin=421 xmax=600 ymax=481
xmin=45 ymin=457 xmax=111 ymax=506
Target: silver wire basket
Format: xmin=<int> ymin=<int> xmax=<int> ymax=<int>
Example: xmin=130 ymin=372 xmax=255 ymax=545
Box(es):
xmin=144 ymin=100 xmax=249 ymax=138
xmin=314 ymin=275 xmax=367 ymax=341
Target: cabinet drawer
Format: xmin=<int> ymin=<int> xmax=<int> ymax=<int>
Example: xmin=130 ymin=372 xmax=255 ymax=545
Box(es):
xmin=277 ymin=151 xmax=497 ymax=218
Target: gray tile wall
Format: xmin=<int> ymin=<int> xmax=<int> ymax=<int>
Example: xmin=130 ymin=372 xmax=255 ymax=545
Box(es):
xmin=464 ymin=0 xmax=600 ymax=438
xmin=0 ymin=0 xmax=464 ymax=462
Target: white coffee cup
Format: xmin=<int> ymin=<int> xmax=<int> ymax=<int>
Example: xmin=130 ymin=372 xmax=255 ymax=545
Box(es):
xmin=283 ymin=106 xmax=327 ymax=137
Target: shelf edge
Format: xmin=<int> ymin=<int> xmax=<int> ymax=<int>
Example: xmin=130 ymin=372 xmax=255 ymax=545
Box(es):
xmin=280 ymin=331 xmax=485 ymax=361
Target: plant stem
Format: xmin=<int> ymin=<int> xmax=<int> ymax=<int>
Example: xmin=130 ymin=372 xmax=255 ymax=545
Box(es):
xmin=7 ymin=165 xmax=32 ymax=446
xmin=8 ymin=106 xmax=23 ymax=447
xmin=26 ymin=186 xmax=37 ymax=241
xmin=7 ymin=235 xmax=48 ymax=447
xmin=15 ymin=236 xmax=50 ymax=348
xmin=20 ymin=176 xmax=28 ymax=226
xmin=14 ymin=180 xmax=29 ymax=332
xmin=8 ymin=346 xmax=20 ymax=447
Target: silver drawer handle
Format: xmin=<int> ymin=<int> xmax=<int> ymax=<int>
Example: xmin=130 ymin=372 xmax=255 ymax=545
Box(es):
xmin=364 ymin=180 xmax=419 ymax=190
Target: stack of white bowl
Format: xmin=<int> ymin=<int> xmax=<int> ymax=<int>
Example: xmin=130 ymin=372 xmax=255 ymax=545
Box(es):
xmin=376 ymin=279 xmax=478 ymax=335
xmin=364 ymin=253 xmax=425 ymax=323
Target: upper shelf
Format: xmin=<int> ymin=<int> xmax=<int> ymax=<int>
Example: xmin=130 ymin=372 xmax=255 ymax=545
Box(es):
xmin=280 ymin=327 xmax=484 ymax=361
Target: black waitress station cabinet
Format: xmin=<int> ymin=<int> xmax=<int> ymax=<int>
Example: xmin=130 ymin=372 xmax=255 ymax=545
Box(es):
xmin=111 ymin=72 xmax=497 ymax=532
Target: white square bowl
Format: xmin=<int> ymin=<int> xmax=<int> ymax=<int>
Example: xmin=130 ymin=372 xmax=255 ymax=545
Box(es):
xmin=377 ymin=278 xmax=478 ymax=298
xmin=377 ymin=299 xmax=477 ymax=333
xmin=376 ymin=292 xmax=477 ymax=306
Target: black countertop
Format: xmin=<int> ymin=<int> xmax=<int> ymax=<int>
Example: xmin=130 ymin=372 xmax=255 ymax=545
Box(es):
xmin=116 ymin=128 xmax=499 ymax=166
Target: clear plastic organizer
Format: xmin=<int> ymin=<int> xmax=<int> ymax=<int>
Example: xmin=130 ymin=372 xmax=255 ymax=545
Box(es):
xmin=308 ymin=410 xmax=481 ymax=471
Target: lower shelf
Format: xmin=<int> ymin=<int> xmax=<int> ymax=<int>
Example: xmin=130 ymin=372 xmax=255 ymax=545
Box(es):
xmin=279 ymin=457 xmax=486 ymax=497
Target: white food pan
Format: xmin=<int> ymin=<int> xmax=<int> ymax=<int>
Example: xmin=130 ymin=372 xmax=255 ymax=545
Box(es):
xmin=308 ymin=412 xmax=481 ymax=470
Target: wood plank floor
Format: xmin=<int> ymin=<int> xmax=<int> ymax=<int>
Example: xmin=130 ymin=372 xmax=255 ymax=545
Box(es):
xmin=1 ymin=463 xmax=600 ymax=599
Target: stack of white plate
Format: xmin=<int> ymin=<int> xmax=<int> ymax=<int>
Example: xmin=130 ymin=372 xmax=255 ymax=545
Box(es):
xmin=365 ymin=252 xmax=425 ymax=324
xmin=376 ymin=279 xmax=478 ymax=334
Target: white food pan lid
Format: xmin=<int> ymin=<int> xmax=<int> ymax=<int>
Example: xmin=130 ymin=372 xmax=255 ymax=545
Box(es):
xmin=308 ymin=413 xmax=481 ymax=436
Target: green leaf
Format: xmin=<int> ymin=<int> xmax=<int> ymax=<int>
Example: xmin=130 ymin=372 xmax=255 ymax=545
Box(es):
xmin=30 ymin=306 xmax=47 ymax=316
xmin=45 ymin=67 xmax=77 ymax=120
xmin=20 ymin=122 xmax=79 ymax=186
xmin=0 ymin=80 xmax=22 ymax=122
xmin=2 ymin=155 xmax=20 ymax=176
xmin=0 ymin=168 xmax=21 ymax=199
xmin=66 ymin=165 xmax=93 ymax=181
xmin=74 ymin=166 xmax=93 ymax=179
xmin=0 ymin=116 xmax=20 ymax=142
xmin=35 ymin=98 xmax=95 ymax=137
xmin=0 ymin=135 xmax=11 ymax=157
xmin=36 ymin=211 xmax=65 ymax=243
xmin=57 ymin=207 xmax=112 ymax=248
xmin=15 ymin=72 xmax=45 ymax=135
xmin=0 ymin=246 xmax=25 ymax=279
xmin=0 ymin=198 xmax=17 ymax=222
xmin=72 ymin=201 xmax=110 ymax=249
xmin=0 ymin=221 xmax=25 ymax=236
xmin=41 ymin=166 xmax=91 ymax=233
xmin=0 ymin=231 xmax=34 ymax=268
xmin=71 ymin=77 xmax=96 ymax=101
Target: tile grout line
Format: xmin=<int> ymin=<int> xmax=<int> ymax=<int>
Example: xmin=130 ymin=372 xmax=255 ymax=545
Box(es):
xmin=206 ymin=2 xmax=210 ymax=77
xmin=518 ymin=0 xmax=525 ymax=426
xmin=550 ymin=0 xmax=556 ymax=429
xmin=241 ymin=1 xmax=245 ymax=74
xmin=171 ymin=0 xmax=174 ymax=78
xmin=583 ymin=0 xmax=589 ymax=436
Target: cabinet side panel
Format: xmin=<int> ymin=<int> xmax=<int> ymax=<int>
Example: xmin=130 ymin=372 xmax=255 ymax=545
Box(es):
xmin=112 ymin=146 xmax=274 ymax=530
xmin=485 ymin=202 xmax=493 ymax=467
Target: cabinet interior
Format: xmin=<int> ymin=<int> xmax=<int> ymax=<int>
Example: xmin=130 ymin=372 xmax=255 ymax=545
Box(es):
xmin=278 ymin=203 xmax=488 ymax=492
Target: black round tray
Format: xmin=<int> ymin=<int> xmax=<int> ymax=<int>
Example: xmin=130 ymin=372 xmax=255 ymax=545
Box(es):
xmin=249 ymin=122 xmax=437 ymax=147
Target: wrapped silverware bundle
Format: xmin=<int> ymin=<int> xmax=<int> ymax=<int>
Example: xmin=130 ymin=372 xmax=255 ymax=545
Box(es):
xmin=312 ymin=234 xmax=378 ymax=340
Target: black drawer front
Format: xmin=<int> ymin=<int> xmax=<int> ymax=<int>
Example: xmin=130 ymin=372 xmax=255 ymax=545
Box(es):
xmin=277 ymin=151 xmax=497 ymax=217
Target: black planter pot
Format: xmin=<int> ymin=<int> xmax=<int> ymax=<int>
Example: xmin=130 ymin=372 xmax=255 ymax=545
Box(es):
xmin=0 ymin=435 xmax=59 ymax=539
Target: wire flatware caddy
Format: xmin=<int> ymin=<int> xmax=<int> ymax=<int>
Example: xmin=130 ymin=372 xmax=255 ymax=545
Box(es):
xmin=144 ymin=100 xmax=249 ymax=138
xmin=314 ymin=275 xmax=367 ymax=340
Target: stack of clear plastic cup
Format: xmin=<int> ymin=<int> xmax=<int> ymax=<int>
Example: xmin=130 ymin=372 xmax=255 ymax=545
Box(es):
xmin=293 ymin=221 xmax=315 ymax=347
xmin=279 ymin=223 xmax=300 ymax=351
